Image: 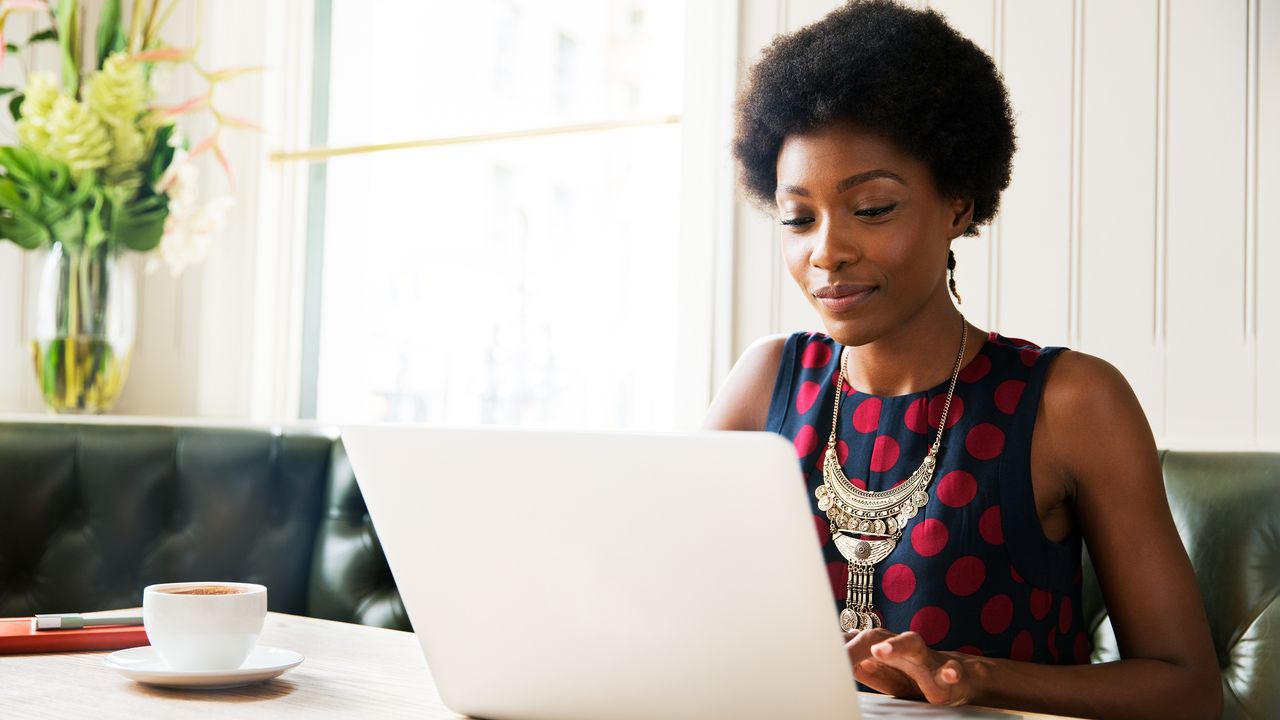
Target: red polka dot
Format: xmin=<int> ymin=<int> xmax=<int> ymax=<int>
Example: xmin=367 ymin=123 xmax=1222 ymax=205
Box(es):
xmin=955 ymin=645 xmax=984 ymax=657
xmin=852 ymin=397 xmax=882 ymax=433
xmin=928 ymin=393 xmax=964 ymax=429
xmin=994 ymin=379 xmax=1026 ymax=415
xmin=794 ymin=425 xmax=818 ymax=458
xmin=1020 ymin=348 xmax=1039 ymax=367
xmin=814 ymin=516 xmax=831 ymax=546
xmin=801 ymin=341 xmax=833 ymax=368
xmin=904 ymin=398 xmax=928 ymax=434
xmin=848 ymin=477 xmax=868 ymax=491
xmin=1059 ymin=596 xmax=1073 ymax=633
xmin=882 ymin=563 xmax=916 ymax=603
xmin=1074 ymin=632 xmax=1091 ymax=664
xmin=936 ymin=470 xmax=977 ymax=507
xmin=1047 ymin=627 xmax=1060 ymax=663
xmin=909 ymin=606 xmax=950 ymax=646
xmin=911 ymin=518 xmax=949 ymax=557
xmin=966 ymin=423 xmax=1005 ymax=460
xmin=1010 ymin=565 xmax=1024 ymax=584
xmin=827 ymin=561 xmax=847 ymax=599
xmin=945 ymin=556 xmax=986 ymax=597
xmin=979 ymin=505 xmax=1003 ymax=544
xmin=1030 ymin=589 xmax=1052 ymax=620
xmin=958 ymin=353 xmax=991 ymax=383
xmin=796 ymin=381 xmax=822 ymax=415
xmin=836 ymin=439 xmax=849 ymax=465
xmin=869 ymin=435 xmax=899 ymax=472
xmin=981 ymin=594 xmax=1013 ymax=634
xmin=1010 ymin=631 xmax=1034 ymax=661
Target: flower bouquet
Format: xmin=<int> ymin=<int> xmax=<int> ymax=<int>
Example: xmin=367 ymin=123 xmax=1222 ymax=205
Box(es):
xmin=0 ymin=0 xmax=253 ymax=412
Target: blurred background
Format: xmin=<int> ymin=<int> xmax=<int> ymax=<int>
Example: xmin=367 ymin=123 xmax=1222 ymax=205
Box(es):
xmin=0 ymin=0 xmax=1275 ymax=450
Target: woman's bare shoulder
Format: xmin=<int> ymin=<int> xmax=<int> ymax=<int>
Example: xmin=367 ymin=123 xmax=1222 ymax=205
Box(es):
xmin=1041 ymin=350 xmax=1143 ymax=426
xmin=702 ymin=334 xmax=792 ymax=431
xmin=1038 ymin=349 xmax=1160 ymax=487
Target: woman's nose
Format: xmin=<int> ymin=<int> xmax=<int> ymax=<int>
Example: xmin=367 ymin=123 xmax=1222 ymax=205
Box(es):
xmin=809 ymin=218 xmax=860 ymax=270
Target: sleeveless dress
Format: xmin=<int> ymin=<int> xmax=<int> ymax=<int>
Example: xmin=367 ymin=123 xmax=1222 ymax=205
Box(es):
xmin=765 ymin=331 xmax=1091 ymax=664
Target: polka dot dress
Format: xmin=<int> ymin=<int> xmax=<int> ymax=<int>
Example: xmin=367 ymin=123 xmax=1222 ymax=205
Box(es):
xmin=766 ymin=331 xmax=1091 ymax=665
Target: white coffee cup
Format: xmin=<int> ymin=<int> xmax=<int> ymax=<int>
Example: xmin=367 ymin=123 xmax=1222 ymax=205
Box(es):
xmin=142 ymin=581 xmax=268 ymax=671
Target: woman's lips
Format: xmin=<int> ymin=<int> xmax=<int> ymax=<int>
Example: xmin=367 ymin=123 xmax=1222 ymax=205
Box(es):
xmin=813 ymin=285 xmax=877 ymax=313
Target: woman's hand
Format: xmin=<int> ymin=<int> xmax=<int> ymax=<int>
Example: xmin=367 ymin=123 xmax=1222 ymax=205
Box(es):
xmin=844 ymin=629 xmax=995 ymax=707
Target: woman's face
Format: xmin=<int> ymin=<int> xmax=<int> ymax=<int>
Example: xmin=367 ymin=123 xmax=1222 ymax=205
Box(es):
xmin=774 ymin=122 xmax=971 ymax=347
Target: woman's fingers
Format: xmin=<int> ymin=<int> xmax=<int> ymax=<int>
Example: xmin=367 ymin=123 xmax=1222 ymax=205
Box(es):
xmin=867 ymin=633 xmax=970 ymax=705
xmin=843 ymin=628 xmax=896 ymax=665
xmin=847 ymin=630 xmax=984 ymax=706
xmin=845 ymin=630 xmax=926 ymax=700
xmin=937 ymin=658 xmax=963 ymax=685
xmin=870 ymin=631 xmax=930 ymax=665
xmin=854 ymin=659 xmax=920 ymax=699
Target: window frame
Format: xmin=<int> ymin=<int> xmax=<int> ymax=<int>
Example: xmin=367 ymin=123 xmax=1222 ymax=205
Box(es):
xmin=285 ymin=0 xmax=740 ymax=429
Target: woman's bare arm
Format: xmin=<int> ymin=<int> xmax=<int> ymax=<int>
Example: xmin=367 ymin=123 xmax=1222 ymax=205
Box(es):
xmin=702 ymin=335 xmax=788 ymax=431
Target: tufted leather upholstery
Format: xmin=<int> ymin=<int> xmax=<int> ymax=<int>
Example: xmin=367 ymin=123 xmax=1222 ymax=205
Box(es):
xmin=1082 ymin=450 xmax=1280 ymax=720
xmin=306 ymin=440 xmax=410 ymax=629
xmin=0 ymin=421 xmax=407 ymax=631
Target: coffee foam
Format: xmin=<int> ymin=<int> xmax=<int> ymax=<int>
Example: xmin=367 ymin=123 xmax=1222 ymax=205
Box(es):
xmin=162 ymin=585 xmax=247 ymax=596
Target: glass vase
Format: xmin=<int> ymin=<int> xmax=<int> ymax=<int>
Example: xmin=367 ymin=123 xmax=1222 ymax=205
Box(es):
xmin=29 ymin=242 xmax=136 ymax=413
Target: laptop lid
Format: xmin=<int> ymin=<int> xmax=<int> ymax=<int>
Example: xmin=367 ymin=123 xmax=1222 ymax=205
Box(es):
xmin=342 ymin=426 xmax=860 ymax=720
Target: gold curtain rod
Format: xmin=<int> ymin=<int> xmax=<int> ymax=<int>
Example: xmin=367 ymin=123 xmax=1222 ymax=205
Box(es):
xmin=269 ymin=114 xmax=681 ymax=163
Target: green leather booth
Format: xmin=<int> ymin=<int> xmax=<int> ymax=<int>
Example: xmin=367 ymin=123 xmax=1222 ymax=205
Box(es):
xmin=0 ymin=422 xmax=1276 ymax=718
xmin=0 ymin=421 xmax=408 ymax=630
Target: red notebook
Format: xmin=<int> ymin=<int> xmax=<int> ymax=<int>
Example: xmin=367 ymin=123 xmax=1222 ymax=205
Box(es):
xmin=0 ymin=617 xmax=150 ymax=654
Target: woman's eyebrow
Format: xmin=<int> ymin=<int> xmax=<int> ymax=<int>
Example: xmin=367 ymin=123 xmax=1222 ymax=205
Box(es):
xmin=836 ymin=169 xmax=906 ymax=193
xmin=777 ymin=168 xmax=907 ymax=197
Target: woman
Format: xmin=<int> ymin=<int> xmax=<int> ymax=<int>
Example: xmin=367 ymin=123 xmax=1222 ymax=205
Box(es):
xmin=704 ymin=2 xmax=1220 ymax=718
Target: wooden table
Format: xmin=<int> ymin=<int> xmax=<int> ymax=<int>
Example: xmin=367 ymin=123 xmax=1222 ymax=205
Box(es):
xmin=0 ymin=613 xmax=1082 ymax=719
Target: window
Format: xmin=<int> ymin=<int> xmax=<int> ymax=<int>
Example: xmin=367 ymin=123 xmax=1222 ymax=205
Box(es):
xmin=305 ymin=1 xmax=686 ymax=429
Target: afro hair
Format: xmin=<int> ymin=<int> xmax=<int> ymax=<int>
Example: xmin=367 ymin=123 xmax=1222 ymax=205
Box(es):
xmin=733 ymin=0 xmax=1016 ymax=236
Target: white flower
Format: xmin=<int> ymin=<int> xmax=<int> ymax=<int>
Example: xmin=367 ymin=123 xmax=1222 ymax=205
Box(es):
xmin=147 ymin=157 xmax=233 ymax=276
xmin=157 ymin=148 xmax=198 ymax=210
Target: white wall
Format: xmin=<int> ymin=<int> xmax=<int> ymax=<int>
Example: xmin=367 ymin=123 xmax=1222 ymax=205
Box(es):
xmin=731 ymin=0 xmax=1280 ymax=450
xmin=2 ymin=0 xmax=1276 ymax=450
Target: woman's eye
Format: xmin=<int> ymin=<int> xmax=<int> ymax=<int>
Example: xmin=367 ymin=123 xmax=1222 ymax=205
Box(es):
xmin=779 ymin=216 xmax=814 ymax=227
xmin=855 ymin=204 xmax=897 ymax=218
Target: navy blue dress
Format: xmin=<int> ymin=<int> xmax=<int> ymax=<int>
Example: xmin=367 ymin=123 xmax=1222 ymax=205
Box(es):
xmin=766 ymin=331 xmax=1091 ymax=664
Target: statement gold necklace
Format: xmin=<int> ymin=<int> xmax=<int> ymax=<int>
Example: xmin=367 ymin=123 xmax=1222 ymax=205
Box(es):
xmin=816 ymin=318 xmax=968 ymax=632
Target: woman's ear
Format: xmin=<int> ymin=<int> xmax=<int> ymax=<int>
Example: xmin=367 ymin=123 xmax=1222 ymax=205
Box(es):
xmin=948 ymin=197 xmax=975 ymax=239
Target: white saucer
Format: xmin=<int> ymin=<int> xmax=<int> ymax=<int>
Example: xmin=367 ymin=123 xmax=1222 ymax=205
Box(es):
xmin=103 ymin=645 xmax=304 ymax=690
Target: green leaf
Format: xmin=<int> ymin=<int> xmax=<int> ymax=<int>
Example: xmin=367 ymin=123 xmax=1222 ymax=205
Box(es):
xmin=4 ymin=44 xmax=17 ymax=54
xmin=0 ymin=86 xmax=15 ymax=97
xmin=144 ymin=124 xmax=176 ymax=187
xmin=54 ymin=0 xmax=80 ymax=96
xmin=67 ymin=171 xmax=96 ymax=206
xmin=114 ymin=193 xmax=168 ymax=252
xmin=84 ymin=192 xmax=106 ymax=248
xmin=0 ymin=178 xmax=43 ymax=219
xmin=0 ymin=208 xmax=51 ymax=249
xmin=28 ymin=29 xmax=58 ymax=44
xmin=49 ymin=207 xmax=84 ymax=248
xmin=95 ymin=0 xmax=125 ymax=69
xmin=0 ymin=149 xmax=89 ymax=251
xmin=9 ymin=93 xmax=23 ymax=121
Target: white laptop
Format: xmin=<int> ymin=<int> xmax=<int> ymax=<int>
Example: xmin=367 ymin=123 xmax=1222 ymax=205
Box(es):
xmin=342 ymin=426 xmax=1020 ymax=720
